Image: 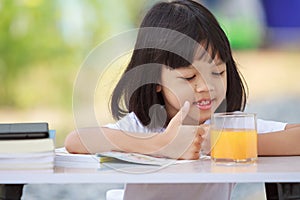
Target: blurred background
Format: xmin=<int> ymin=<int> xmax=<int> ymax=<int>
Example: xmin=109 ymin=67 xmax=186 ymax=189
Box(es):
xmin=0 ymin=0 xmax=146 ymax=145
xmin=1 ymin=0 xmax=299 ymax=148
xmin=1 ymin=0 xmax=300 ymax=145
xmin=1 ymin=0 xmax=300 ymax=199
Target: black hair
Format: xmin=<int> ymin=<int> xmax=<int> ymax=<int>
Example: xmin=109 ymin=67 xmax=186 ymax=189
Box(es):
xmin=110 ymin=0 xmax=247 ymax=128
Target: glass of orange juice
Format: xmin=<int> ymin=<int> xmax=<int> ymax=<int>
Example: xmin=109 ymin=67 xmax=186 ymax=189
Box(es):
xmin=210 ymin=112 xmax=257 ymax=164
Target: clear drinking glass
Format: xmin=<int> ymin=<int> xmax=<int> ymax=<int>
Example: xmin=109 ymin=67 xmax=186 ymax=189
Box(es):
xmin=210 ymin=112 xmax=257 ymax=164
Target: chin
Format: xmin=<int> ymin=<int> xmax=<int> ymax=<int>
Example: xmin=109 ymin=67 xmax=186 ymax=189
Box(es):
xmin=186 ymin=111 xmax=211 ymax=125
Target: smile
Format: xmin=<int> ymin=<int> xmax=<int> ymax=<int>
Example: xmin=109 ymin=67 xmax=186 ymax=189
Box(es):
xmin=193 ymin=99 xmax=213 ymax=110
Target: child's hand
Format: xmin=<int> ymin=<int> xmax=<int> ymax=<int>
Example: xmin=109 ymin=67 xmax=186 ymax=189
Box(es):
xmin=177 ymin=125 xmax=207 ymax=160
xmin=157 ymin=101 xmax=207 ymax=160
xmin=199 ymin=124 xmax=211 ymax=156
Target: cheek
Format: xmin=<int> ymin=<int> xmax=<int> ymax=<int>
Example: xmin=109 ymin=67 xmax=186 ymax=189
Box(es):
xmin=214 ymin=75 xmax=227 ymax=98
xmin=162 ymin=84 xmax=194 ymax=106
xmin=222 ymin=74 xmax=227 ymax=97
xmin=163 ymin=88 xmax=183 ymax=106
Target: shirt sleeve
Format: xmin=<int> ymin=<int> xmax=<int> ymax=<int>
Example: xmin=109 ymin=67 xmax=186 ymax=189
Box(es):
xmin=257 ymin=119 xmax=287 ymax=134
xmin=103 ymin=112 xmax=160 ymax=133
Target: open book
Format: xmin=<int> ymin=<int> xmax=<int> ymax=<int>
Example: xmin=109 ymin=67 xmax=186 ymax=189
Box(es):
xmin=55 ymin=148 xmax=193 ymax=168
xmin=96 ymin=152 xmax=190 ymax=166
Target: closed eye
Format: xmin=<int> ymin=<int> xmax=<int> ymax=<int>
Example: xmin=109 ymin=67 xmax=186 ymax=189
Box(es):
xmin=182 ymin=75 xmax=196 ymax=81
xmin=212 ymin=71 xmax=225 ymax=76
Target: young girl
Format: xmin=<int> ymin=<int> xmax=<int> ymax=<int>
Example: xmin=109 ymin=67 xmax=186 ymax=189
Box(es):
xmin=65 ymin=0 xmax=300 ymax=199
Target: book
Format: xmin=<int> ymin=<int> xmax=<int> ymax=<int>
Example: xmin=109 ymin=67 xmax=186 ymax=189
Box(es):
xmin=55 ymin=148 xmax=105 ymax=168
xmin=97 ymin=152 xmax=194 ymax=166
xmin=0 ymin=133 xmax=55 ymax=171
xmin=0 ymin=122 xmax=49 ymax=139
xmin=0 ymin=138 xmax=55 ymax=153
xmin=55 ymin=148 xmax=194 ymax=169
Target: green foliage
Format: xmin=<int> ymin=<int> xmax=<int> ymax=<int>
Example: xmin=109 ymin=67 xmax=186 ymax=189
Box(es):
xmin=0 ymin=0 xmax=146 ymax=145
xmin=0 ymin=0 xmax=146 ymax=109
xmin=0 ymin=0 xmax=73 ymax=106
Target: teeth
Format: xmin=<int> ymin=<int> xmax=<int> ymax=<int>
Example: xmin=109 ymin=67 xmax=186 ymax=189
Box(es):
xmin=199 ymin=100 xmax=210 ymax=105
xmin=200 ymin=100 xmax=210 ymax=105
xmin=192 ymin=100 xmax=212 ymax=105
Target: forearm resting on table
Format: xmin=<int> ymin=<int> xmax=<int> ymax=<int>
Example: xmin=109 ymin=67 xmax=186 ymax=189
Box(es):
xmin=65 ymin=127 xmax=165 ymax=155
xmin=258 ymin=124 xmax=300 ymax=156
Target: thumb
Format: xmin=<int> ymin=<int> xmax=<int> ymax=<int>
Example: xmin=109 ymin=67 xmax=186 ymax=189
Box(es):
xmin=169 ymin=101 xmax=190 ymax=126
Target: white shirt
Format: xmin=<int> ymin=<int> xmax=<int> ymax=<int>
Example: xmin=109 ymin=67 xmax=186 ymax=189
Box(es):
xmin=105 ymin=112 xmax=287 ymax=200
xmin=106 ymin=112 xmax=287 ymax=134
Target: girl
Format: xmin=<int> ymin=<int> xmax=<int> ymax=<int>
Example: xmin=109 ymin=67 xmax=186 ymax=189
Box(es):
xmin=65 ymin=0 xmax=300 ymax=199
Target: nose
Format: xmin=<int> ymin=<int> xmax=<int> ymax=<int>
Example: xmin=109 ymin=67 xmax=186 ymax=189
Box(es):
xmin=195 ymin=75 xmax=213 ymax=92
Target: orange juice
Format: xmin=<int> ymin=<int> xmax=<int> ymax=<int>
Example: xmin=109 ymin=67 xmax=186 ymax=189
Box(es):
xmin=211 ymin=129 xmax=257 ymax=163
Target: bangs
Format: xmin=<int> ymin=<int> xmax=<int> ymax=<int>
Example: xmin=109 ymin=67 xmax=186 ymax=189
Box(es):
xmin=137 ymin=0 xmax=232 ymax=69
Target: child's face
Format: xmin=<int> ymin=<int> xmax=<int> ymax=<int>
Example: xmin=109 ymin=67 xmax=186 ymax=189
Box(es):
xmin=158 ymin=55 xmax=227 ymax=124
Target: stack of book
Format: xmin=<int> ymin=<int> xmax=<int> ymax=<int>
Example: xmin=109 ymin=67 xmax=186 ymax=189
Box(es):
xmin=0 ymin=123 xmax=55 ymax=172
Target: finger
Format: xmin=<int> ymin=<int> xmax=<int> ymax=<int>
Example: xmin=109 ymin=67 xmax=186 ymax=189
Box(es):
xmin=196 ymin=125 xmax=209 ymax=137
xmin=192 ymin=152 xmax=200 ymax=160
xmin=195 ymin=127 xmax=205 ymax=137
xmin=191 ymin=139 xmax=202 ymax=150
xmin=180 ymin=152 xmax=199 ymax=160
xmin=193 ymin=143 xmax=201 ymax=150
xmin=193 ymin=134 xmax=203 ymax=144
xmin=201 ymin=124 xmax=210 ymax=133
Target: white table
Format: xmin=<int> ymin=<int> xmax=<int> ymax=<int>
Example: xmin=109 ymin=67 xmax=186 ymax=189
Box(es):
xmin=1 ymin=156 xmax=300 ymax=184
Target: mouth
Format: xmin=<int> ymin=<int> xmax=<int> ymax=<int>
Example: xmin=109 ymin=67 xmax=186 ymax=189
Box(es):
xmin=192 ymin=99 xmax=213 ymax=110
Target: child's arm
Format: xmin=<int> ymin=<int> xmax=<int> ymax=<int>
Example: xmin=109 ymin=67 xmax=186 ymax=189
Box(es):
xmin=258 ymin=124 xmax=300 ymax=156
xmin=65 ymin=102 xmax=205 ymax=160
xmin=64 ymin=127 xmax=166 ymax=155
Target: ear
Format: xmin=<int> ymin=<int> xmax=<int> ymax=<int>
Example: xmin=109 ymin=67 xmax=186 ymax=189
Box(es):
xmin=156 ymin=85 xmax=162 ymax=92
